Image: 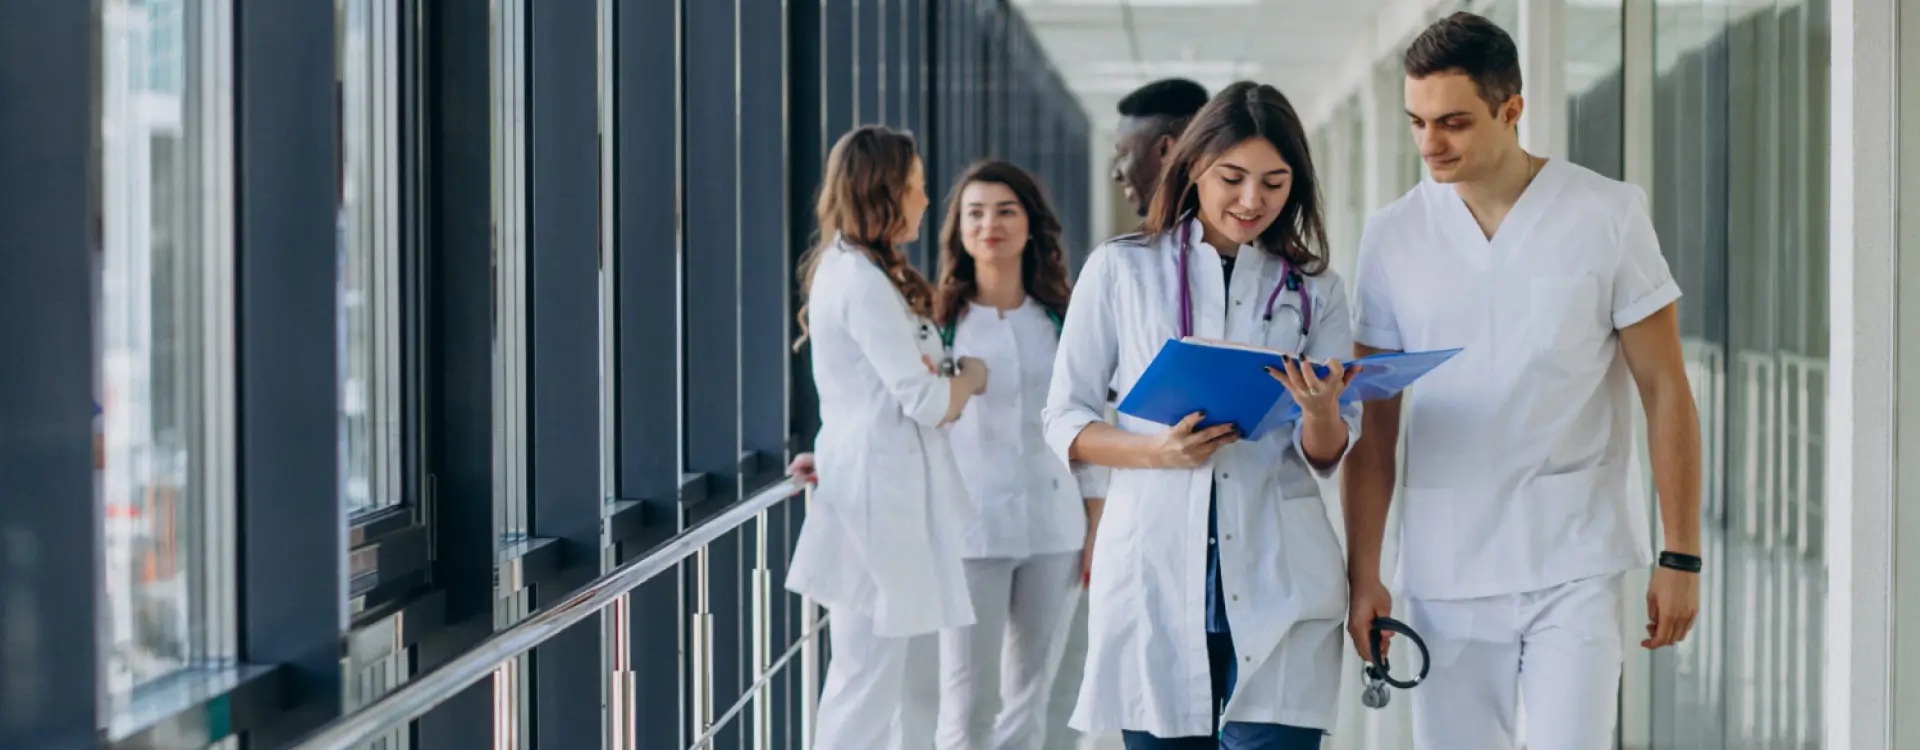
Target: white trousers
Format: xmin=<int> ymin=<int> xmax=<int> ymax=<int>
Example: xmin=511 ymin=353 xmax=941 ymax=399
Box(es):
xmin=1044 ymin=598 xmax=1092 ymax=750
xmin=815 ymin=608 xmax=941 ymax=750
xmin=937 ymin=552 xmax=1083 ymax=750
xmin=1406 ymin=572 xmax=1626 ymax=750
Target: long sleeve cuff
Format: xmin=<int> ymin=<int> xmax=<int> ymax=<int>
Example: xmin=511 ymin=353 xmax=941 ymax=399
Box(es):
xmin=1292 ymin=402 xmax=1363 ymax=479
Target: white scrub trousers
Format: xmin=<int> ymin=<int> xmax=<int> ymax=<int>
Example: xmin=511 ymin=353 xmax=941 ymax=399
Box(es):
xmin=815 ymin=608 xmax=941 ymax=750
xmin=936 ymin=552 xmax=1082 ymax=750
xmin=1405 ymin=572 xmax=1627 ymax=750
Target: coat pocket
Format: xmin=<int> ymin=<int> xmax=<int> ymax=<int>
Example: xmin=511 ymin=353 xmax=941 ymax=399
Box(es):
xmin=1521 ymin=462 xmax=1620 ymax=556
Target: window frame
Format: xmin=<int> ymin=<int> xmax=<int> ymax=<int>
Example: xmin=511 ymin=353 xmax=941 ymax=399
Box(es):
xmin=342 ymin=0 xmax=435 ymax=627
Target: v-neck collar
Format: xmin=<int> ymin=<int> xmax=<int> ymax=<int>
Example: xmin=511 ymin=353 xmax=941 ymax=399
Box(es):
xmin=1433 ymin=157 xmax=1568 ymax=267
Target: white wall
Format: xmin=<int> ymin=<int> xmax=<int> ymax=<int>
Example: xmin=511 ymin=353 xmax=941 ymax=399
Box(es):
xmin=1833 ymin=0 xmax=1902 ymax=747
xmin=1897 ymin=2 xmax=1920 ymax=747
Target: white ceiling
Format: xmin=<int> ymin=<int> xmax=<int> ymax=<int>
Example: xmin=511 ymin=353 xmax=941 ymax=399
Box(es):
xmin=1010 ymin=0 xmax=1395 ymax=135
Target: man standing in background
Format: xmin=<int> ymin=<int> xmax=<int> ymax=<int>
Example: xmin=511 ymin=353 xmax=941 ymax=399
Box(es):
xmin=1108 ymin=78 xmax=1209 ymax=218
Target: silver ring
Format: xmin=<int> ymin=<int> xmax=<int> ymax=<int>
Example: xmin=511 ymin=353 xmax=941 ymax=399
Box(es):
xmin=1307 ymin=388 xmax=1323 ymax=398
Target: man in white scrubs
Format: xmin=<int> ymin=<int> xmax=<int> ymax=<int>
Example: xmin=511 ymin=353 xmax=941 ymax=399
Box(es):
xmin=1341 ymin=13 xmax=1703 ymax=750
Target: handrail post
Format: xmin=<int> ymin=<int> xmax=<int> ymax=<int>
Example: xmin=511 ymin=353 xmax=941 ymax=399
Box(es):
xmin=751 ymin=510 xmax=772 ymax=750
xmin=691 ymin=547 xmax=714 ymax=739
xmin=798 ymin=488 xmax=821 ymax=750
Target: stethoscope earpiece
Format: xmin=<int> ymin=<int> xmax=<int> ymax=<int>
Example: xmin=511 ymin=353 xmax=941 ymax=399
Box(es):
xmin=1360 ymin=616 xmax=1431 ymax=710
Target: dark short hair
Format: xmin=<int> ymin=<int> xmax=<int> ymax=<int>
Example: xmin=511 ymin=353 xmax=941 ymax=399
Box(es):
xmin=1404 ymin=12 xmax=1522 ymax=110
xmin=1116 ymin=78 xmax=1210 ymax=125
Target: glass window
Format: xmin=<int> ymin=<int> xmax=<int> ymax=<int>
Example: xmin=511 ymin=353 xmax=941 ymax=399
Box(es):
xmin=338 ymin=0 xmax=407 ymax=517
xmin=1649 ymin=1 xmax=1830 ymax=746
xmin=1566 ymin=0 xmax=1624 ymax=179
xmin=97 ymin=0 xmax=234 ymax=701
xmin=1375 ymin=55 xmax=1425 ymax=194
xmin=1481 ymin=0 xmax=1519 ymax=35
xmin=1345 ymin=95 xmax=1367 ymax=257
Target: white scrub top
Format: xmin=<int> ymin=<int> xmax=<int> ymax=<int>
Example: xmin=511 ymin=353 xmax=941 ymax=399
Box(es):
xmin=945 ymin=299 xmax=1108 ymax=560
xmin=1350 ymin=158 xmax=1682 ymax=603
xmin=1043 ymin=217 xmax=1361 ymax=737
xmin=785 ymin=236 xmax=977 ymax=638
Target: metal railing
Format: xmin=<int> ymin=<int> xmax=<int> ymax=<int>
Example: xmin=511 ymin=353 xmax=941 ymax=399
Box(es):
xmin=289 ymin=480 xmax=825 ymax=750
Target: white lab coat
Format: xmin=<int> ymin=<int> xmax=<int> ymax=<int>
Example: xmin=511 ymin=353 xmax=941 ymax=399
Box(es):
xmin=945 ymin=299 xmax=1107 ymax=559
xmin=1350 ymin=159 xmax=1680 ymax=603
xmin=1042 ymin=217 xmax=1361 ymax=738
xmin=937 ymin=300 xmax=1105 ymax=750
xmin=786 ymin=236 xmax=976 ymax=638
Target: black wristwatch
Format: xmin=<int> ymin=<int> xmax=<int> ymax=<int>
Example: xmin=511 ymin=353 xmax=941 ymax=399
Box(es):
xmin=1658 ymin=551 xmax=1703 ymax=573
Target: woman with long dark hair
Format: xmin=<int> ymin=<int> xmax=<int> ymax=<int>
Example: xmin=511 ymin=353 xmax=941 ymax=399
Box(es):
xmin=784 ymin=125 xmax=988 ymax=748
xmin=926 ymin=161 xmax=1106 ymax=749
xmin=1041 ymin=81 xmax=1359 ymax=748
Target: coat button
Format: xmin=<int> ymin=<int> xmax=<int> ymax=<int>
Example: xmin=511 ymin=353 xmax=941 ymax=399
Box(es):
xmin=1231 ymin=594 xmax=1239 ymax=602
xmin=1225 ymin=534 xmax=1233 ymax=542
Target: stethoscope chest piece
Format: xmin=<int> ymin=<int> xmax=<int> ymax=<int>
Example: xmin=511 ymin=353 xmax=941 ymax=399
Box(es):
xmin=1360 ymin=616 xmax=1431 ymax=710
xmin=1361 ymin=679 xmax=1391 ymax=709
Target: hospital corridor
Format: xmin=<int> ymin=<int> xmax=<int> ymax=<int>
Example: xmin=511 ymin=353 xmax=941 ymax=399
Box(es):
xmin=4 ymin=0 xmax=1917 ymax=748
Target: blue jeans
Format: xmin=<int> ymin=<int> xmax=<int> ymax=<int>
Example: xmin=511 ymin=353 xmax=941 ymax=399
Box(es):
xmin=1119 ymin=632 xmax=1326 ymax=750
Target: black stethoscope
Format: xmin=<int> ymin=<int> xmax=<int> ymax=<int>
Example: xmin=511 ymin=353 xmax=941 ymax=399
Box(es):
xmin=1173 ymin=218 xmax=1312 ymax=339
xmin=1360 ymin=617 xmax=1431 ymax=709
xmin=933 ymin=307 xmax=1064 ymax=377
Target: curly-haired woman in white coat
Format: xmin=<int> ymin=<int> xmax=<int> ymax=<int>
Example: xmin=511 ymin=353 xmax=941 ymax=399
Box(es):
xmin=785 ymin=125 xmax=988 ymax=749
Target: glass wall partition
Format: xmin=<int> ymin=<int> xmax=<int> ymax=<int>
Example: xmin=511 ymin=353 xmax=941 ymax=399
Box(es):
xmin=1566 ymin=0 xmax=1624 ymax=179
xmin=337 ymin=0 xmax=416 ymax=521
xmin=1649 ymin=1 xmax=1831 ymax=746
xmin=96 ymin=0 xmax=237 ymax=707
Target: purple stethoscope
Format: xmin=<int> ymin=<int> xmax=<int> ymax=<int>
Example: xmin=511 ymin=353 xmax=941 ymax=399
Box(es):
xmin=1173 ymin=219 xmax=1311 ymax=339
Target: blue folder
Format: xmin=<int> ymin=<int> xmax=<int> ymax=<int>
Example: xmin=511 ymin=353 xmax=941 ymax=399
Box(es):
xmin=1115 ymin=339 xmax=1463 ymax=441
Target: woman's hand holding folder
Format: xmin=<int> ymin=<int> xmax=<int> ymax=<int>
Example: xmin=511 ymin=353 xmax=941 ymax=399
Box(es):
xmin=1266 ymin=355 xmax=1361 ymax=420
xmin=1143 ymin=411 xmax=1239 ymax=469
xmin=1269 ymin=355 xmax=1362 ymax=469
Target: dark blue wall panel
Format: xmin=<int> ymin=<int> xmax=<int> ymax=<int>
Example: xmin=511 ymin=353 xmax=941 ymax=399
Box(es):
xmin=528 ymin=0 xmax=604 ymax=743
xmin=684 ymin=0 xmax=743 ymax=519
xmin=0 ymin=3 xmax=97 ymax=746
xmin=237 ymin=1 xmax=346 ymax=743
xmin=741 ymin=0 xmax=789 ymax=491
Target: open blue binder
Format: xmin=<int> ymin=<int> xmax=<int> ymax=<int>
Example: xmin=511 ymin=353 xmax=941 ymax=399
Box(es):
xmin=1116 ymin=339 xmax=1462 ymax=441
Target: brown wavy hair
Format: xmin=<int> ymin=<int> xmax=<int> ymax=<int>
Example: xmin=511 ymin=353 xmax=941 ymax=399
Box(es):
xmin=932 ymin=161 xmax=1072 ymax=329
xmin=1144 ymin=81 xmax=1329 ymax=275
xmin=794 ymin=125 xmax=934 ymax=351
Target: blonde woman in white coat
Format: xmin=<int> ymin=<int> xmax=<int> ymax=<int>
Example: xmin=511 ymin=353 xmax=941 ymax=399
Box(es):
xmin=1042 ymin=82 xmax=1360 ymax=748
xmin=925 ymin=160 xmax=1110 ymax=750
xmin=785 ymin=125 xmax=989 ymax=749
